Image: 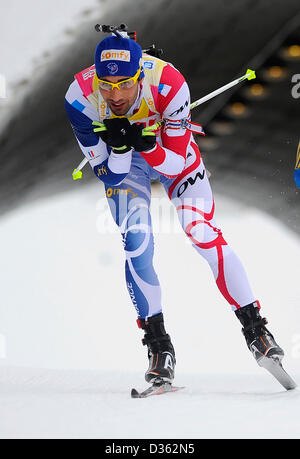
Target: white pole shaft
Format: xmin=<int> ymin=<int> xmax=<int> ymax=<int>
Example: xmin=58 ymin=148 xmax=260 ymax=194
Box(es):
xmin=191 ymin=78 xmax=240 ymax=109
xmin=75 ymin=157 xmax=89 ymax=172
xmin=190 ymin=70 xmax=253 ymax=109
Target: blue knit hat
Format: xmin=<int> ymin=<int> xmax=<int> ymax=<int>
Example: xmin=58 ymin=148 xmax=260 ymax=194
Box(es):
xmin=95 ymin=35 xmax=144 ymax=79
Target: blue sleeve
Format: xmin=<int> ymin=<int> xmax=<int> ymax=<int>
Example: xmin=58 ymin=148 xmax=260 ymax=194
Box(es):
xmin=65 ymin=98 xmax=99 ymax=147
xmin=93 ymin=158 xmax=128 ymax=186
xmin=65 ymin=94 xmax=129 ymax=186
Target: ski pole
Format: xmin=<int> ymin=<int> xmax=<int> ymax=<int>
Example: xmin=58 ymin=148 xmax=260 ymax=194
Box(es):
xmin=72 ymin=69 xmax=256 ymax=180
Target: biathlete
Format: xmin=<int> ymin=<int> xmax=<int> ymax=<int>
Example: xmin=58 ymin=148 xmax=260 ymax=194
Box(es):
xmin=65 ymin=28 xmax=284 ymax=386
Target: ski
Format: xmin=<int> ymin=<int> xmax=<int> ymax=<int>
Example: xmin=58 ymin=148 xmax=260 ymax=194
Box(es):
xmin=131 ymin=381 xmax=184 ymax=398
xmin=257 ymin=356 xmax=297 ymax=391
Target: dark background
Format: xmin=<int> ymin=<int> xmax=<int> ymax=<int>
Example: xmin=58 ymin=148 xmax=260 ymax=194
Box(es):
xmin=0 ymin=0 xmax=299 ymax=233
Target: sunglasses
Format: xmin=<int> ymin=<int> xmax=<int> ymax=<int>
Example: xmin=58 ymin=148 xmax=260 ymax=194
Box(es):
xmin=97 ymin=65 xmax=142 ymax=91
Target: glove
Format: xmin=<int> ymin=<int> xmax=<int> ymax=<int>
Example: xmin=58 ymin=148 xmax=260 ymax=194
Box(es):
xmin=128 ymin=123 xmax=157 ymax=152
xmin=94 ymin=118 xmax=132 ymax=154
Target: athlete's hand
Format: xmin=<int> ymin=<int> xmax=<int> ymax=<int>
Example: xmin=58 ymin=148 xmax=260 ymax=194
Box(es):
xmin=94 ymin=118 xmax=132 ymax=154
xmin=128 ymin=123 xmax=157 ymax=152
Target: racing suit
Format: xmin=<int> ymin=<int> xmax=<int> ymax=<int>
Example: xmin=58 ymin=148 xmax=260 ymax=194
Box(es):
xmin=65 ymin=54 xmax=256 ymax=319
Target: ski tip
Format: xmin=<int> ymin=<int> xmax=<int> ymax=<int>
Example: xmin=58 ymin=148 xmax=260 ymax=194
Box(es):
xmin=258 ymin=356 xmax=298 ymax=391
xmin=131 ymin=388 xmax=141 ymax=398
xmin=171 ymin=385 xmax=186 ymax=392
xmin=286 ymin=381 xmax=298 ymax=391
xmin=131 ymin=384 xmax=185 ymax=399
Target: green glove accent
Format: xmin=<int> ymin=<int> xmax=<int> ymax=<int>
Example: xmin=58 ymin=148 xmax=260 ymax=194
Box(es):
xmin=92 ymin=121 xmax=107 ymax=133
xmin=142 ymin=130 xmax=156 ymax=137
xmin=128 ymin=123 xmax=157 ymax=152
xmin=112 ymin=145 xmax=130 ymax=152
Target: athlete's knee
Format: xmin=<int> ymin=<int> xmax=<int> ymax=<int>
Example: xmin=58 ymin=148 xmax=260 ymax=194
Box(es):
xmin=184 ymin=218 xmax=224 ymax=246
xmin=123 ymin=226 xmax=152 ymax=251
xmin=124 ymin=224 xmax=154 ymax=256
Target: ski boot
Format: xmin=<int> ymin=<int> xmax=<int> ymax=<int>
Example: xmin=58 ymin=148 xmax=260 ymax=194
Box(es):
xmin=235 ymin=302 xmax=284 ymax=363
xmin=137 ymin=313 xmax=176 ymax=384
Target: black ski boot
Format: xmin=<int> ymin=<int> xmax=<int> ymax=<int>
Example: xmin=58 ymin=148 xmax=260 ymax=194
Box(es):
xmin=235 ymin=302 xmax=284 ymax=362
xmin=138 ymin=313 xmax=176 ymax=384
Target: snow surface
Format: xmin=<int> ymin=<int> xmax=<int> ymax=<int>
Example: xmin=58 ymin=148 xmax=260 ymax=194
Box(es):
xmin=0 ymin=181 xmax=300 ymax=439
xmin=1 ymin=367 xmax=299 ymax=440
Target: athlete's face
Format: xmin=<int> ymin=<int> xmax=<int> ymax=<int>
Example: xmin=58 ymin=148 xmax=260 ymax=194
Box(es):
xmin=99 ymin=76 xmax=142 ymax=116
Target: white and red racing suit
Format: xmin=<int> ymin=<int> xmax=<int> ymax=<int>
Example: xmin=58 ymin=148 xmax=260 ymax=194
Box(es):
xmin=65 ymin=53 xmax=257 ymax=319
